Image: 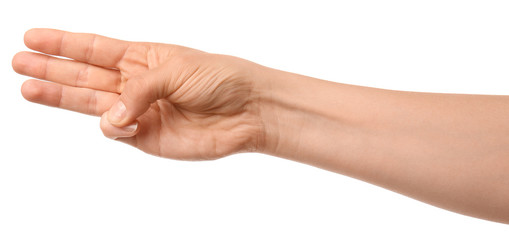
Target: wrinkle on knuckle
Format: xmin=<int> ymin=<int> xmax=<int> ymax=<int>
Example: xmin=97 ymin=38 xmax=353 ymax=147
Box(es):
xmin=83 ymin=90 xmax=97 ymax=115
xmin=76 ymin=64 xmax=90 ymax=88
xmin=85 ymin=34 xmax=98 ymax=62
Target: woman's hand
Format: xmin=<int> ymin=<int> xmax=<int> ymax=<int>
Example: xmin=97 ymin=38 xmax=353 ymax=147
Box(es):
xmin=13 ymin=29 xmax=266 ymax=160
xmin=14 ymin=28 xmax=509 ymax=223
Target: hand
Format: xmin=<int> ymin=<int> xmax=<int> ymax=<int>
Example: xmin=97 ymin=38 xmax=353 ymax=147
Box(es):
xmin=13 ymin=29 xmax=266 ymax=160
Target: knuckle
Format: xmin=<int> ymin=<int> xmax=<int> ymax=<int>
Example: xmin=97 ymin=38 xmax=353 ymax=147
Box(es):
xmin=76 ymin=64 xmax=90 ymax=87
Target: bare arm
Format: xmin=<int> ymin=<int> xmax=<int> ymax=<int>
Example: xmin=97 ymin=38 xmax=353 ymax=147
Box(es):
xmin=13 ymin=29 xmax=509 ymax=224
xmin=257 ymin=69 xmax=509 ymax=224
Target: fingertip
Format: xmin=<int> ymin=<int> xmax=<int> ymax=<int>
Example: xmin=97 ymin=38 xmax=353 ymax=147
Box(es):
xmin=123 ymin=122 xmax=139 ymax=133
xmin=23 ymin=28 xmax=61 ymax=53
xmin=101 ymin=111 xmax=139 ymax=140
xmin=12 ymin=51 xmax=32 ymax=74
xmin=21 ymin=79 xmax=43 ymax=102
xmin=24 ymin=28 xmax=40 ymax=48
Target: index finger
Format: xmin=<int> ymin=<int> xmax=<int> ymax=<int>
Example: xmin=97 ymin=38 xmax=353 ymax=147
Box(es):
xmin=23 ymin=28 xmax=130 ymax=68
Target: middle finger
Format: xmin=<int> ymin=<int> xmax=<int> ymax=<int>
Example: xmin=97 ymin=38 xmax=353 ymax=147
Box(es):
xmin=13 ymin=51 xmax=124 ymax=93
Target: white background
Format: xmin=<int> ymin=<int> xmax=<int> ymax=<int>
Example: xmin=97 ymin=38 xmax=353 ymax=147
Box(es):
xmin=1 ymin=0 xmax=508 ymax=239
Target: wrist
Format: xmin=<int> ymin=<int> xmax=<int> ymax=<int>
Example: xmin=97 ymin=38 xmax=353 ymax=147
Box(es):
xmin=251 ymin=66 xmax=371 ymax=174
xmin=252 ymin=67 xmax=319 ymax=158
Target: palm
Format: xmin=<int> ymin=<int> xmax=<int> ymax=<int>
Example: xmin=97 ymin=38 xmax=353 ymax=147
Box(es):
xmin=13 ymin=29 xmax=261 ymax=160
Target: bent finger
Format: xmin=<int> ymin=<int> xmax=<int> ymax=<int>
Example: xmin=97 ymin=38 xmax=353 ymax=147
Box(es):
xmin=100 ymin=112 xmax=139 ymax=140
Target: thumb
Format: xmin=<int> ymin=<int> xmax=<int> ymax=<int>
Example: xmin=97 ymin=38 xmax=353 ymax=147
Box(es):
xmin=107 ymin=67 xmax=170 ymax=127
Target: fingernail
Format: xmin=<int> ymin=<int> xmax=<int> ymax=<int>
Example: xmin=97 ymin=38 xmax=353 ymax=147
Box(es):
xmin=122 ymin=122 xmax=138 ymax=132
xmin=108 ymin=101 xmax=126 ymax=124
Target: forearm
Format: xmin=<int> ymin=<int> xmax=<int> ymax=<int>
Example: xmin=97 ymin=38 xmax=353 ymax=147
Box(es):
xmin=256 ymin=68 xmax=509 ymax=223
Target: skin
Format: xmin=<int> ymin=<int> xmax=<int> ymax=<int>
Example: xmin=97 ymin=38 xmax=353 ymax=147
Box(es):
xmin=13 ymin=29 xmax=509 ymax=224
